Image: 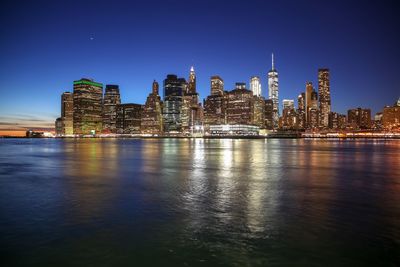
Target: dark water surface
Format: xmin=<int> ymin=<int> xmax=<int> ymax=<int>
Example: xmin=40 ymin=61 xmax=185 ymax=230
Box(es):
xmin=0 ymin=138 xmax=399 ymax=266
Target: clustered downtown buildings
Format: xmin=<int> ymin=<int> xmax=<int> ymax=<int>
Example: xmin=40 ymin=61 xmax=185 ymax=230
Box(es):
xmin=55 ymin=55 xmax=400 ymax=137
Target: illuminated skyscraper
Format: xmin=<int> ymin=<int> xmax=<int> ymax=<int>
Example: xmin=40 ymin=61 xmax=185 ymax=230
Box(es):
xmin=226 ymin=83 xmax=253 ymax=125
xmin=61 ymin=91 xmax=73 ymax=135
xmin=163 ymin=74 xmax=186 ymax=133
xmin=116 ymin=103 xmax=142 ymax=134
xmin=268 ymin=53 xmax=279 ymax=128
xmin=308 ymin=91 xmax=319 ymax=129
xmin=250 ymin=76 xmax=261 ymax=97
xmin=188 ymin=66 xmax=196 ymax=94
xmin=102 ymin=84 xmax=121 ymax=133
xmin=211 ymin=76 xmax=224 ymax=96
xmin=73 ymin=78 xmax=103 ymax=135
xmin=141 ymin=80 xmax=163 ymax=135
xmin=297 ymin=93 xmax=306 ymax=129
xmin=305 ymin=82 xmax=313 ymax=123
xmin=204 ymin=76 xmax=226 ymax=127
xmin=318 ymin=69 xmax=331 ymax=128
xmin=181 ymin=66 xmax=203 ymax=133
xmin=253 ymin=95 xmax=265 ymax=128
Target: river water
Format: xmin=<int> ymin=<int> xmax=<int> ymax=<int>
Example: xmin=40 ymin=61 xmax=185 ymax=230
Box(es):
xmin=0 ymin=138 xmax=399 ymax=266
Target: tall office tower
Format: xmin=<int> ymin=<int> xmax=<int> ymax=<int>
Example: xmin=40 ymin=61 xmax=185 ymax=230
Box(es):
xmin=163 ymin=74 xmax=186 ymax=133
xmin=225 ymin=83 xmax=253 ymax=125
xmin=253 ymin=96 xmax=265 ymax=128
xmin=282 ymin=99 xmax=294 ymax=110
xmin=308 ymin=90 xmax=319 ymax=129
xmin=73 ymin=78 xmax=103 ymax=135
xmin=204 ymin=76 xmax=226 ymax=127
xmin=211 ymin=76 xmax=224 ymax=96
xmin=181 ymin=66 xmax=203 ymax=133
xmin=348 ymin=108 xmax=372 ymax=129
xmin=61 ymin=92 xmax=73 ymax=135
xmin=250 ymin=76 xmax=261 ymax=97
xmin=297 ymin=93 xmax=306 ymax=130
xmin=141 ymin=80 xmax=164 ymax=135
xmin=102 ymin=85 xmax=121 ymax=133
xmin=188 ymin=66 xmax=196 ymax=94
xmin=116 ymin=103 xmax=142 ymax=134
xmin=305 ymin=82 xmax=314 ymax=124
xmin=318 ymin=69 xmax=331 ymax=128
xmin=264 ymin=99 xmax=274 ymax=130
xmin=268 ymin=53 xmax=279 ymax=128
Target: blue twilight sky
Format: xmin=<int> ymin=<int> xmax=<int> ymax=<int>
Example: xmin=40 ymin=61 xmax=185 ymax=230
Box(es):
xmin=0 ymin=0 xmax=399 ymax=128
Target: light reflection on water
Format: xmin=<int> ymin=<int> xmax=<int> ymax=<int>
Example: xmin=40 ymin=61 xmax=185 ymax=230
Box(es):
xmin=0 ymin=138 xmax=399 ymax=266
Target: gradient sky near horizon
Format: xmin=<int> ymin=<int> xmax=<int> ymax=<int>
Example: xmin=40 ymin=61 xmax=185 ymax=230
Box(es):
xmin=0 ymin=0 xmax=399 ymax=129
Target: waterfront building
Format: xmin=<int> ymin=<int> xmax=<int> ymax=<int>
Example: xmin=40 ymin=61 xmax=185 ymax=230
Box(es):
xmin=329 ymin=112 xmax=346 ymax=130
xmin=73 ymin=78 xmax=103 ymax=135
xmin=347 ymin=108 xmax=372 ymax=129
xmin=264 ymin=99 xmax=274 ymax=130
xmin=208 ymin=124 xmax=259 ymax=136
xmin=318 ymin=69 xmax=331 ymax=128
xmin=338 ymin=114 xmax=347 ymax=130
xmin=305 ymin=82 xmax=314 ymax=125
xmin=297 ymin=93 xmax=306 ymax=130
xmin=253 ymin=96 xmax=265 ymax=128
xmin=268 ymin=53 xmax=279 ymax=128
xmin=61 ymin=91 xmax=73 ymax=135
xmin=382 ymin=99 xmax=400 ymax=130
xmin=204 ymin=94 xmax=226 ymax=126
xmin=250 ymin=76 xmax=261 ymax=97
xmin=141 ymin=80 xmax=164 ymax=135
xmin=308 ymin=108 xmax=319 ymax=129
xmin=225 ymin=83 xmax=254 ymax=125
xmin=102 ymin=84 xmax=121 ymax=133
xmin=163 ymin=74 xmax=186 ymax=133
xmin=307 ymin=89 xmax=319 ymax=129
xmin=280 ymin=105 xmax=297 ymax=130
xmin=116 ymin=103 xmax=142 ymax=134
xmin=55 ymin=117 xmax=63 ymax=136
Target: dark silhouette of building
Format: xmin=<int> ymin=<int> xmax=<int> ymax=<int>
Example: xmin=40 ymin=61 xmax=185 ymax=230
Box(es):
xmin=116 ymin=103 xmax=142 ymax=134
xmin=61 ymin=91 xmax=73 ymax=135
xmin=55 ymin=117 xmax=63 ymax=136
xmin=264 ymin=99 xmax=274 ymax=130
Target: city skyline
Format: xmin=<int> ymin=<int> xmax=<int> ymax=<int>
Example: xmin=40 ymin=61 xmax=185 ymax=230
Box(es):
xmin=1 ymin=0 xmax=399 ymax=129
